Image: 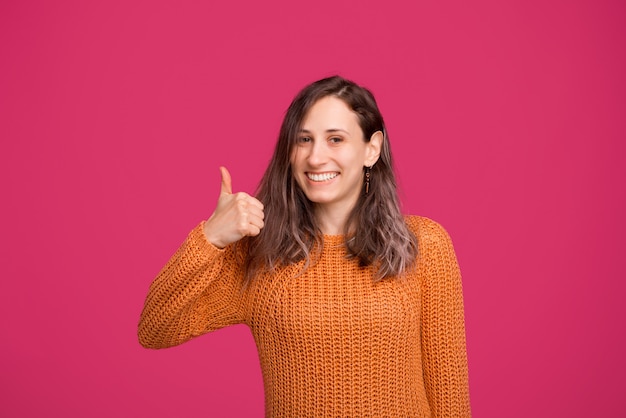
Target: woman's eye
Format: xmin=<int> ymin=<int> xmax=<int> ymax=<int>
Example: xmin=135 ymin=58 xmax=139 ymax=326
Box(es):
xmin=298 ymin=137 xmax=311 ymax=143
xmin=329 ymin=137 xmax=342 ymax=143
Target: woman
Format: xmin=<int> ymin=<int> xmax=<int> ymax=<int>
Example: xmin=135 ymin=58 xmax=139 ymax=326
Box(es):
xmin=138 ymin=76 xmax=471 ymax=417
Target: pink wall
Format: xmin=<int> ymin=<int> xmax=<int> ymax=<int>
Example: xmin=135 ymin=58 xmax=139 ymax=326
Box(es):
xmin=1 ymin=1 xmax=624 ymax=416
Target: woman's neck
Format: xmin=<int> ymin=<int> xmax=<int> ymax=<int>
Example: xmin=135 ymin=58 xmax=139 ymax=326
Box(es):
xmin=314 ymin=204 xmax=351 ymax=235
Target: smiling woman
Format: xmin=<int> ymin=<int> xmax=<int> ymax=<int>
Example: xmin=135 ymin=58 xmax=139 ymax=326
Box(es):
xmin=290 ymin=96 xmax=382 ymax=234
xmin=245 ymin=76 xmax=418 ymax=282
xmin=138 ymin=76 xmax=471 ymax=417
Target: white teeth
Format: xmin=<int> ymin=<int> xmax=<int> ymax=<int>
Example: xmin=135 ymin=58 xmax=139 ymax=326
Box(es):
xmin=307 ymin=172 xmax=338 ymax=182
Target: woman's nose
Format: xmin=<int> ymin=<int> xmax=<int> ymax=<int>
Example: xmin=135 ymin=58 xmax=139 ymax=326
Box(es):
xmin=307 ymin=140 xmax=328 ymax=165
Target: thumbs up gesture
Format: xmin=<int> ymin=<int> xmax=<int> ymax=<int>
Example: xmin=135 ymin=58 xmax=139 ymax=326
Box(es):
xmin=203 ymin=167 xmax=265 ymax=248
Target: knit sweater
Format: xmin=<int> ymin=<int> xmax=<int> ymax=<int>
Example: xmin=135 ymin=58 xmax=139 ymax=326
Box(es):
xmin=138 ymin=215 xmax=471 ymax=417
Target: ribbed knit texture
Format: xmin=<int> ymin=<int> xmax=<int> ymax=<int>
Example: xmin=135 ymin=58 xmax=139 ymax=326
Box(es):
xmin=138 ymin=216 xmax=471 ymax=417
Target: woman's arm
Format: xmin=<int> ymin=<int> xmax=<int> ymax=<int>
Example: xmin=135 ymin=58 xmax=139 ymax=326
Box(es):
xmin=417 ymin=218 xmax=471 ymax=417
xmin=137 ymin=223 xmax=246 ymax=349
xmin=139 ymin=167 xmax=264 ymax=349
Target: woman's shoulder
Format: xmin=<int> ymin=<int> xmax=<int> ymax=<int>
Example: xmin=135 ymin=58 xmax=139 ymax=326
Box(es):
xmin=403 ymin=215 xmax=454 ymax=247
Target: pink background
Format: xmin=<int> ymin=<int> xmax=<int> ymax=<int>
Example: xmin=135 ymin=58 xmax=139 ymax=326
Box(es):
xmin=1 ymin=1 xmax=624 ymax=416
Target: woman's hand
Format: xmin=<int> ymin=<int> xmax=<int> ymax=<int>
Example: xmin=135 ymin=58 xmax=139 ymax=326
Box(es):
xmin=203 ymin=167 xmax=265 ymax=248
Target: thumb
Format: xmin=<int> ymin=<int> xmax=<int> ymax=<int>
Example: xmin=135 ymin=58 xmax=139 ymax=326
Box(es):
xmin=219 ymin=166 xmax=233 ymax=195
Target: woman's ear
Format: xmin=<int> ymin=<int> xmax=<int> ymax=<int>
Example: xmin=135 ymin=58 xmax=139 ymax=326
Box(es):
xmin=365 ymin=130 xmax=383 ymax=166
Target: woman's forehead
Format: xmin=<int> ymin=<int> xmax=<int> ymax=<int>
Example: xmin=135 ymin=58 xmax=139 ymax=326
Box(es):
xmin=300 ymin=97 xmax=360 ymax=133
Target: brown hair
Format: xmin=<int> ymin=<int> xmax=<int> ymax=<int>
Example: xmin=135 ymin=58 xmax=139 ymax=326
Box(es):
xmin=240 ymin=75 xmax=417 ymax=281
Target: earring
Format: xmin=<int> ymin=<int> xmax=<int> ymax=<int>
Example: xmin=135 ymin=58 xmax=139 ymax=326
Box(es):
xmin=364 ymin=166 xmax=371 ymax=195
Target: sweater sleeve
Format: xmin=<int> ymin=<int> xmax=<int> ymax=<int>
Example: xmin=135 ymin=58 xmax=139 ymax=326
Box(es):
xmin=414 ymin=217 xmax=471 ymax=417
xmin=138 ymin=222 xmax=246 ymax=349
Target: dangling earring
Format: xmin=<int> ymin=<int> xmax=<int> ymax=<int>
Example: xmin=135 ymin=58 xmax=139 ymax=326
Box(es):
xmin=364 ymin=166 xmax=372 ymax=195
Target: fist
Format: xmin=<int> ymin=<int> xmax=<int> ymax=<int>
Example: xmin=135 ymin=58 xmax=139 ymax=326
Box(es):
xmin=203 ymin=167 xmax=265 ymax=248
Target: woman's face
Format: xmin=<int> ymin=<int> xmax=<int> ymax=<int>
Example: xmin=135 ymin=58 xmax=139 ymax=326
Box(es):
xmin=290 ymin=96 xmax=381 ymax=217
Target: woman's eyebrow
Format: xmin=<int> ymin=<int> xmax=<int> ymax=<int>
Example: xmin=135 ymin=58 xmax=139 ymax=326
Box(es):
xmin=325 ymin=128 xmax=350 ymax=135
xmin=298 ymin=128 xmax=350 ymax=134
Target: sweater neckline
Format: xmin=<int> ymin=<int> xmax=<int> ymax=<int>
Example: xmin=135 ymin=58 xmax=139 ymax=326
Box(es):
xmin=322 ymin=234 xmax=348 ymax=246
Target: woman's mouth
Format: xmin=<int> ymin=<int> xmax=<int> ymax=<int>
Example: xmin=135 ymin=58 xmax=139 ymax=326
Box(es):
xmin=306 ymin=172 xmax=339 ymax=182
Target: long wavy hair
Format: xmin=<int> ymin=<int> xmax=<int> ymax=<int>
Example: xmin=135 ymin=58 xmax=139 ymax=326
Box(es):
xmin=240 ymin=75 xmax=417 ymax=281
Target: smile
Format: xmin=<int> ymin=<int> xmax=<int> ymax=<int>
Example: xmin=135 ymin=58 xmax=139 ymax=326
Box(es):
xmin=306 ymin=172 xmax=339 ymax=182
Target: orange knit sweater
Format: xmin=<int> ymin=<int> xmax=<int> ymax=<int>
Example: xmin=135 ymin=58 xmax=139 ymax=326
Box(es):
xmin=138 ymin=216 xmax=471 ymax=417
